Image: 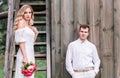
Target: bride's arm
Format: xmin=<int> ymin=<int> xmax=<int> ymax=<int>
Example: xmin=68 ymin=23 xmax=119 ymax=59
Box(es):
xmin=19 ymin=42 xmax=28 ymax=64
xmin=32 ymin=26 xmax=38 ymax=41
xmin=17 ymin=20 xmax=28 ymax=64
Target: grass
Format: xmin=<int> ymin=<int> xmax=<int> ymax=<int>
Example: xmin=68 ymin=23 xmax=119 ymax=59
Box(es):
xmin=0 ymin=54 xmax=46 ymax=78
xmin=0 ymin=67 xmax=4 ymax=78
xmin=0 ymin=54 xmax=4 ymax=78
xmin=35 ymin=71 xmax=46 ymax=78
xmin=35 ymin=60 xmax=46 ymax=78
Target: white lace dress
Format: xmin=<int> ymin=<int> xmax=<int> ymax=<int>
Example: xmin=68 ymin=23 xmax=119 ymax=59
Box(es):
xmin=14 ymin=26 xmax=35 ymax=78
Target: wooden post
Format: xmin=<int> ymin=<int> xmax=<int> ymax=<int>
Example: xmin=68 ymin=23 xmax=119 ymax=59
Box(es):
xmin=114 ymin=0 xmax=120 ymax=78
xmin=51 ymin=0 xmax=61 ymax=78
xmin=100 ymin=0 xmax=114 ymax=78
xmin=46 ymin=0 xmax=51 ymax=78
xmin=61 ymin=0 xmax=74 ymax=78
xmin=4 ymin=0 xmax=14 ymax=78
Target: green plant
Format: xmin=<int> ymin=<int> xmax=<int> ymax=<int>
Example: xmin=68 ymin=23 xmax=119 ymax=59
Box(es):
xmin=0 ymin=19 xmax=7 ymax=54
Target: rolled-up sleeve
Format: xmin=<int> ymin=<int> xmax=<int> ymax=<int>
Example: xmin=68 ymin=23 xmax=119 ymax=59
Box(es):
xmin=66 ymin=43 xmax=74 ymax=76
xmin=92 ymin=45 xmax=100 ymax=74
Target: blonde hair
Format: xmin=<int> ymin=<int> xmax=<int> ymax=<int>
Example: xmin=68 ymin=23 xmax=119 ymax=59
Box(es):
xmin=14 ymin=4 xmax=34 ymax=30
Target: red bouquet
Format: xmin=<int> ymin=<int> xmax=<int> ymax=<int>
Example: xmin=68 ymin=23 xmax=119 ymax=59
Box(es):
xmin=21 ymin=62 xmax=37 ymax=76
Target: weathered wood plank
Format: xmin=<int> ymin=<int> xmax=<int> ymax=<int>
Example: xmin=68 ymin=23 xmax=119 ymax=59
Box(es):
xmin=14 ymin=0 xmax=20 ymax=16
xmin=89 ymin=0 xmax=101 ymax=77
xmin=89 ymin=0 xmax=100 ymax=46
xmin=46 ymin=0 xmax=51 ymax=78
xmin=73 ymin=0 xmax=87 ymax=39
xmin=101 ymin=57 xmax=114 ymax=78
xmin=61 ymin=0 xmax=74 ymax=78
xmin=0 ymin=11 xmax=8 ymax=19
xmin=4 ymin=0 xmax=14 ymax=78
xmin=0 ymin=10 xmax=15 ymax=19
xmin=100 ymin=0 xmax=114 ymax=78
xmin=20 ymin=2 xmax=46 ymax=6
xmin=51 ymin=0 xmax=61 ymax=78
xmin=114 ymin=0 xmax=120 ymax=78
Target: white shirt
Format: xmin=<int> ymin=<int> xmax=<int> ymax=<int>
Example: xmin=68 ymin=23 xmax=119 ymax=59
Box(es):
xmin=66 ymin=38 xmax=100 ymax=76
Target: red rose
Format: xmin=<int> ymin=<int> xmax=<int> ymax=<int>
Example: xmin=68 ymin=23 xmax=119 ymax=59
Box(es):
xmin=27 ymin=65 xmax=34 ymax=73
xmin=21 ymin=62 xmax=37 ymax=77
xmin=25 ymin=72 xmax=32 ymax=76
xmin=32 ymin=64 xmax=37 ymax=71
xmin=25 ymin=69 xmax=28 ymax=74
xmin=34 ymin=66 xmax=37 ymax=71
xmin=21 ymin=69 xmax=25 ymax=74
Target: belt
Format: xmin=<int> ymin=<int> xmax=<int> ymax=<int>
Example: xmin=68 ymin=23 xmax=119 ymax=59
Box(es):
xmin=74 ymin=67 xmax=94 ymax=72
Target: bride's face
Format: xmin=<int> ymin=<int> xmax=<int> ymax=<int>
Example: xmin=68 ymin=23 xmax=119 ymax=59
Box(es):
xmin=23 ymin=8 xmax=32 ymax=21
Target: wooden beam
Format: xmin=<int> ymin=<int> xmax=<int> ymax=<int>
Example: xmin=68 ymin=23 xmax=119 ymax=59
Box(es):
xmin=51 ymin=0 xmax=61 ymax=78
xmin=114 ymin=0 xmax=120 ymax=78
xmin=73 ymin=0 xmax=87 ymax=39
xmin=20 ymin=2 xmax=46 ymax=6
xmin=46 ymin=0 xmax=51 ymax=77
xmin=100 ymin=0 xmax=114 ymax=78
xmin=13 ymin=67 xmax=47 ymax=71
xmin=0 ymin=10 xmax=15 ymax=19
xmin=0 ymin=11 xmax=8 ymax=19
xmin=4 ymin=0 xmax=14 ymax=78
xmin=89 ymin=0 xmax=101 ymax=77
xmin=61 ymin=0 xmax=74 ymax=78
xmin=89 ymin=0 xmax=100 ymax=45
xmin=14 ymin=0 xmax=20 ymax=17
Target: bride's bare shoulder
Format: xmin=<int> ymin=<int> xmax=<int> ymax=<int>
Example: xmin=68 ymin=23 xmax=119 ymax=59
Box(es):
xmin=17 ymin=20 xmax=26 ymax=29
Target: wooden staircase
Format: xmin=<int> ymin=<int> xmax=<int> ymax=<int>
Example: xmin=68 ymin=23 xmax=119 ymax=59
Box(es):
xmin=4 ymin=0 xmax=51 ymax=78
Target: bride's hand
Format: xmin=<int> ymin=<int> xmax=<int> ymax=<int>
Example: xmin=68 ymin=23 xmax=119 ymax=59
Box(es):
xmin=22 ymin=57 xmax=28 ymax=64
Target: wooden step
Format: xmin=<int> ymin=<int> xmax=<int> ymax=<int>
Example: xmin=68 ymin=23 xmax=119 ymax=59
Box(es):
xmin=14 ymin=52 xmax=46 ymax=58
xmin=37 ymin=67 xmax=46 ymax=71
xmin=35 ymin=52 xmax=46 ymax=58
xmin=12 ymin=67 xmax=46 ymax=72
xmin=20 ymin=2 xmax=46 ymax=6
xmin=38 ymin=31 xmax=46 ymax=34
xmin=34 ymin=42 xmax=46 ymax=45
xmin=34 ymin=11 xmax=46 ymax=16
xmin=0 ymin=10 xmax=16 ymax=19
xmin=35 ymin=52 xmax=46 ymax=60
xmin=0 ymin=11 xmax=8 ymax=19
xmin=34 ymin=21 xmax=46 ymax=25
xmin=20 ymin=2 xmax=46 ymax=12
xmin=15 ymin=42 xmax=46 ymax=46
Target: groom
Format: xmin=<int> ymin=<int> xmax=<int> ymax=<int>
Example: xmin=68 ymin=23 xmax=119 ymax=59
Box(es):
xmin=65 ymin=25 xmax=100 ymax=78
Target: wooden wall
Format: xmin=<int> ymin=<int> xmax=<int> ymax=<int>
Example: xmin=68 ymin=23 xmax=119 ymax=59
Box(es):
xmin=114 ymin=0 xmax=120 ymax=78
xmin=51 ymin=0 xmax=119 ymax=78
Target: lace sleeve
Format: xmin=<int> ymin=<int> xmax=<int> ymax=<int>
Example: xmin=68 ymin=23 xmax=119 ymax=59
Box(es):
xmin=15 ymin=28 xmax=26 ymax=44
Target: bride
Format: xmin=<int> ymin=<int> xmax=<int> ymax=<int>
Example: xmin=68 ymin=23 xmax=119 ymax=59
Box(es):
xmin=14 ymin=4 xmax=38 ymax=78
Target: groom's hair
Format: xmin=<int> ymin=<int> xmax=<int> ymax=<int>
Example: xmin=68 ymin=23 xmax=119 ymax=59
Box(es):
xmin=79 ymin=25 xmax=90 ymax=32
